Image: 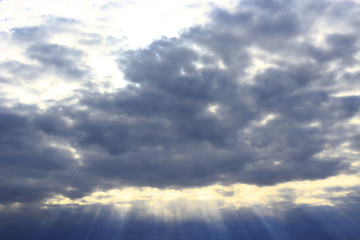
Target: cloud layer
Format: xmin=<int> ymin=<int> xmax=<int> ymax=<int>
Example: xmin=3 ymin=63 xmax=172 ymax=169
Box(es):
xmin=1 ymin=0 xmax=360 ymax=239
xmin=0 ymin=0 xmax=360 ymax=226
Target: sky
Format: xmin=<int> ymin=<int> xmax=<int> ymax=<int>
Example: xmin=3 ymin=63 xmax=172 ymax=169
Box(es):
xmin=1 ymin=0 xmax=360 ymax=239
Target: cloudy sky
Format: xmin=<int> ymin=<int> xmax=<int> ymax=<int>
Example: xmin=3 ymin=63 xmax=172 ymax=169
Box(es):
xmin=1 ymin=0 xmax=360 ymax=239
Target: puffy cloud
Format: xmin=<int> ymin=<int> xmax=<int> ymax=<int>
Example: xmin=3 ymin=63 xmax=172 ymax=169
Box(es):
xmin=61 ymin=0 xmax=360 ymax=189
xmin=0 ymin=2 xmax=360 ymax=235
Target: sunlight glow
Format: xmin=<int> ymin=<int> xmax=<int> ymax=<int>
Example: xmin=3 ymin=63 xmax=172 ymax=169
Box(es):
xmin=208 ymin=103 xmax=219 ymax=113
xmin=43 ymin=173 xmax=360 ymax=221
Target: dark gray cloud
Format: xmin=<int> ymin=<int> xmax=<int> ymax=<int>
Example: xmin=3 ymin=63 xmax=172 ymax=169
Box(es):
xmin=0 ymin=44 xmax=90 ymax=83
xmin=26 ymin=43 xmax=90 ymax=79
xmin=0 ymin=61 xmax=43 ymax=82
xmin=0 ymin=108 xmax=82 ymax=203
xmin=11 ymin=26 xmax=49 ymax=42
xmin=10 ymin=17 xmax=80 ymax=43
xmin=1 ymin=0 xmax=360 ymax=207
xmin=0 ymin=17 xmax=92 ymax=84
xmin=68 ymin=0 xmax=359 ymax=188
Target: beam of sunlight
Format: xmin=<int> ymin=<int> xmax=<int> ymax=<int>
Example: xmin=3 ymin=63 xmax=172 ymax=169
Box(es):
xmin=43 ymin=173 xmax=360 ymax=222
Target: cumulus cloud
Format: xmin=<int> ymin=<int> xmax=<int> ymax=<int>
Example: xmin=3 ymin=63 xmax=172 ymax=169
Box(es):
xmin=0 ymin=0 xmax=360 ymax=219
xmin=60 ymin=0 xmax=359 ymax=189
xmin=1 ymin=1 xmax=360 ymax=239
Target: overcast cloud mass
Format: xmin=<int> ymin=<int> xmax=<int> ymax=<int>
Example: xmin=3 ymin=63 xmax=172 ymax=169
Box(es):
xmin=1 ymin=0 xmax=360 ymax=239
